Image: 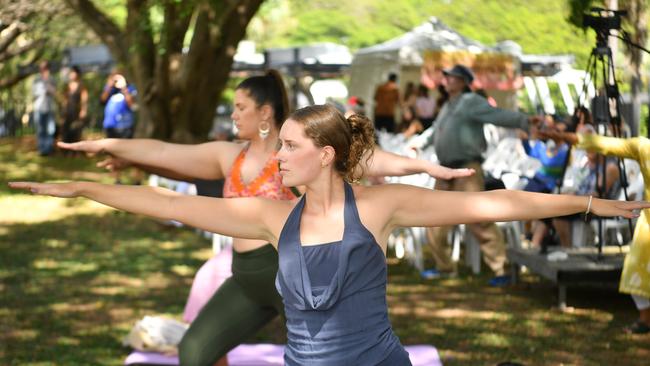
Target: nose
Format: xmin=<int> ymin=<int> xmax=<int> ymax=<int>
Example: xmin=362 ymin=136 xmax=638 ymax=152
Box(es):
xmin=276 ymin=146 xmax=287 ymax=162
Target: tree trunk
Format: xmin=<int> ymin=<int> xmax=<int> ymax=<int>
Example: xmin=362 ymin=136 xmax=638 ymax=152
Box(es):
xmin=65 ymin=0 xmax=264 ymax=143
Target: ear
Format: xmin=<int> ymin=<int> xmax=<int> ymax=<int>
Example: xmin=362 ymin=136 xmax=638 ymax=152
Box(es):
xmin=320 ymin=146 xmax=336 ymax=167
xmin=259 ymin=104 xmax=274 ymax=123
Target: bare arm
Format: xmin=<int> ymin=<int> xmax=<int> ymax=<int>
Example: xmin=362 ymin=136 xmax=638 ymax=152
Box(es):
xmin=58 ymin=139 xmax=237 ymax=180
xmin=79 ymin=87 xmax=88 ymax=120
xmin=360 ymin=147 xmax=475 ymax=180
xmin=383 ymin=184 xmax=647 ymax=229
xmin=9 ymin=181 xmax=279 ymax=243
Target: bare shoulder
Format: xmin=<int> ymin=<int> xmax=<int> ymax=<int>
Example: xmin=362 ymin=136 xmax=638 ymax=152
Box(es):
xmin=351 ymin=183 xmax=425 ymax=214
xmin=261 ymin=196 xmax=301 ymax=240
xmin=209 ymin=140 xmax=247 ymax=169
xmin=352 ymin=183 xmax=429 ymax=199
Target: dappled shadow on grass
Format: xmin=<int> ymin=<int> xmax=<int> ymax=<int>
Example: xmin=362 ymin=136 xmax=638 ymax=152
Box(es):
xmin=386 ymin=262 xmax=648 ymax=366
xmin=0 ymin=211 xmax=213 ymax=365
xmin=0 ymin=137 xmax=110 ymax=196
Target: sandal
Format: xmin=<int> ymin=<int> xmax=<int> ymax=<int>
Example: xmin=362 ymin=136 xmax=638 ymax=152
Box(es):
xmin=625 ymin=320 xmax=650 ymax=334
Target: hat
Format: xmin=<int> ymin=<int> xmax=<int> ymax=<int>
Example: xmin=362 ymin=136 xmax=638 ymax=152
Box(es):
xmin=443 ymin=64 xmax=474 ymax=84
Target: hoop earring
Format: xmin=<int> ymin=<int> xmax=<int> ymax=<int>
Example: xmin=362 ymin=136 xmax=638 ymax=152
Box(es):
xmin=258 ymin=121 xmax=270 ymax=140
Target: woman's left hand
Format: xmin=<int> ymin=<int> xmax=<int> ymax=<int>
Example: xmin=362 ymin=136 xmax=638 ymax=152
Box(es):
xmin=591 ymin=197 xmax=649 ymax=219
xmin=428 ymin=166 xmax=475 ymax=180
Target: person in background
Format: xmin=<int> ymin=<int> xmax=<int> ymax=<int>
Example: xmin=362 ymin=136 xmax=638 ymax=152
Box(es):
xmin=552 ymin=151 xmax=620 ymax=247
xmin=540 ymin=128 xmax=650 ymax=334
xmin=518 ymin=117 xmax=569 ymax=246
xmin=100 ymin=70 xmax=138 ymax=183
xmin=402 ymin=83 xmax=434 ymax=138
xmin=60 ymin=66 xmax=89 ymax=153
xmin=414 ymin=64 xmax=542 ymax=285
xmin=373 ymin=73 xmax=400 ymax=133
xmin=32 ymin=60 xmax=57 ymax=156
xmin=415 ymin=84 xmax=436 ymax=130
xmin=101 ymin=70 xmax=137 ymax=139
xmin=400 ymin=81 xmax=417 ymax=132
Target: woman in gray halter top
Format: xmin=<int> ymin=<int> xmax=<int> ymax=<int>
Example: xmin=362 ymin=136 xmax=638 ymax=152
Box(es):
xmin=11 ymin=105 xmax=650 ymax=365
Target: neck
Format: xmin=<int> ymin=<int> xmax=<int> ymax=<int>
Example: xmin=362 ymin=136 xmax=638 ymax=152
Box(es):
xmin=304 ymin=174 xmax=346 ymax=216
xmin=248 ymin=130 xmax=279 ymax=153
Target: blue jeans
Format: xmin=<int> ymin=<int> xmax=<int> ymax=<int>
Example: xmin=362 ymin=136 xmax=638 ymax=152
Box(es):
xmin=34 ymin=111 xmax=56 ymax=155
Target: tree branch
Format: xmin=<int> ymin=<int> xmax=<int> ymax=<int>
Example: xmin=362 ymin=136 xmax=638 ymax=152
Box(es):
xmin=0 ymin=21 xmax=27 ymax=54
xmin=62 ymin=0 xmax=128 ymax=65
xmin=0 ymin=38 xmax=45 ymax=63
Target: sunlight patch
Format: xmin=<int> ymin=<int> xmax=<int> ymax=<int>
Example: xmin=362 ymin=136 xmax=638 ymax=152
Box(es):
xmin=171 ymin=264 xmax=195 ymax=276
xmin=91 ymin=286 xmax=127 ymax=296
xmin=8 ymin=329 xmax=39 ymax=341
xmin=474 ymin=332 xmax=510 ymax=348
xmin=44 ymin=238 xmax=69 ymax=248
xmin=190 ymin=248 xmax=215 ymax=261
xmin=0 ymin=195 xmax=113 ymax=223
xmin=51 ymin=301 xmax=102 ymax=313
xmin=160 ymin=241 xmax=184 ymax=250
xmin=56 ymin=336 xmax=81 ymax=346
xmin=33 ymin=259 xmax=99 ymax=274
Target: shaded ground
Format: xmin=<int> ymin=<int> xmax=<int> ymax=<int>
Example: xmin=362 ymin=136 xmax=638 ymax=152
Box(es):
xmin=1 ymin=137 xmax=648 ymax=365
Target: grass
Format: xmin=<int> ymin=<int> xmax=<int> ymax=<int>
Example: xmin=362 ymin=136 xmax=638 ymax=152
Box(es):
xmin=1 ymin=136 xmax=649 ymax=365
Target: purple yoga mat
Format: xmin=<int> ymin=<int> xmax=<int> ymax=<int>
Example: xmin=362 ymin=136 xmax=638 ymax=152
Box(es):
xmin=124 ymin=344 xmax=442 ymax=366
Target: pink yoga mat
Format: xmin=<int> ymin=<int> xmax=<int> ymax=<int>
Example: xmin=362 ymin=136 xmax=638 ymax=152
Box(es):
xmin=124 ymin=344 xmax=442 ymax=366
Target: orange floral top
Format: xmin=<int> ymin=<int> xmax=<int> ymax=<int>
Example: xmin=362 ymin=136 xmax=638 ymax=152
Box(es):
xmin=223 ymin=145 xmax=297 ymax=200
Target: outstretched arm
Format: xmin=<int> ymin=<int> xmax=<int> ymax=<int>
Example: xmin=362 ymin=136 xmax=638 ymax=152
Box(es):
xmin=58 ymin=139 xmax=239 ymax=180
xmin=541 ymin=131 xmax=641 ymax=162
xmin=384 ymin=184 xmax=648 ymax=229
xmin=9 ymin=181 xmax=279 ymax=243
xmin=360 ymin=147 xmax=475 ymax=180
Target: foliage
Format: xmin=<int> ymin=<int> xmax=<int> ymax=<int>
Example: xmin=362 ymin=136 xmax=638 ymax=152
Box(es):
xmin=0 ymin=0 xmax=99 ymax=110
xmin=250 ymin=0 xmax=595 ymax=67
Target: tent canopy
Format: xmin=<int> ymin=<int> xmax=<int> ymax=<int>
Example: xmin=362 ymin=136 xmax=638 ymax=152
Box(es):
xmin=354 ymin=16 xmax=488 ymax=66
xmin=349 ymin=17 xmax=519 ymax=116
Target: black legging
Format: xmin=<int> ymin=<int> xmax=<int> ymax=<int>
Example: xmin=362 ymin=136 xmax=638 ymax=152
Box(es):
xmin=178 ymin=244 xmax=283 ymax=366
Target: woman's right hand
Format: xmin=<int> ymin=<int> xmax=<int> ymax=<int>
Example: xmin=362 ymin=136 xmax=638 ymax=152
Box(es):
xmin=58 ymin=140 xmax=107 ymax=155
xmin=9 ymin=182 xmax=82 ymax=198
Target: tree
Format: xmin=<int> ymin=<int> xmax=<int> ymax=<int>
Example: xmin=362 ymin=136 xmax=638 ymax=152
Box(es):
xmin=567 ymin=0 xmax=648 ymax=136
xmin=0 ymin=1 xmax=64 ymax=90
xmin=65 ymin=0 xmax=264 ymax=142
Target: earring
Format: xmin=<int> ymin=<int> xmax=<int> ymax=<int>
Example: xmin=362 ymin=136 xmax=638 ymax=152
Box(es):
xmin=258 ymin=120 xmax=270 ymax=140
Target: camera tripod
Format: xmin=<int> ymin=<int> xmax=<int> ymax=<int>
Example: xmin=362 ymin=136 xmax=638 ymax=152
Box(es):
xmin=554 ymin=8 xmax=650 ymax=259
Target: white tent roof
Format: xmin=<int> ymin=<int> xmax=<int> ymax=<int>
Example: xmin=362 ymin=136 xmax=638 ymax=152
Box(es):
xmin=354 ymin=16 xmax=489 ymax=66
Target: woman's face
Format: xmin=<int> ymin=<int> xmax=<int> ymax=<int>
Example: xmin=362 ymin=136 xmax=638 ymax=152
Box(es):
xmin=277 ymin=119 xmax=324 ymax=187
xmin=231 ymin=89 xmax=269 ymax=140
xmin=68 ymin=70 xmax=79 ymax=82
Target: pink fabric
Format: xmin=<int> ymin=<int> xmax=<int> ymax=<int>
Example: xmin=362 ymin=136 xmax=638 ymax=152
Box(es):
xmin=125 ymin=344 xmax=442 ymax=366
xmin=182 ymin=246 xmax=233 ymax=323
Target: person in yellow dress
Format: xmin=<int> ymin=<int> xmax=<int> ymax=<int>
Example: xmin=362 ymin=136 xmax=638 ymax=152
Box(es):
xmin=548 ymin=129 xmax=650 ymax=334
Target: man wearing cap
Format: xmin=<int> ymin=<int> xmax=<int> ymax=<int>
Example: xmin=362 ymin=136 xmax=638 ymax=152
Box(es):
xmin=415 ymin=64 xmax=538 ymax=286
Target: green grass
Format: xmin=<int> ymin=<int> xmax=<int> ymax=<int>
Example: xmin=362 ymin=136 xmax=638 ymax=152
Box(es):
xmin=1 ymin=136 xmax=649 ymax=365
